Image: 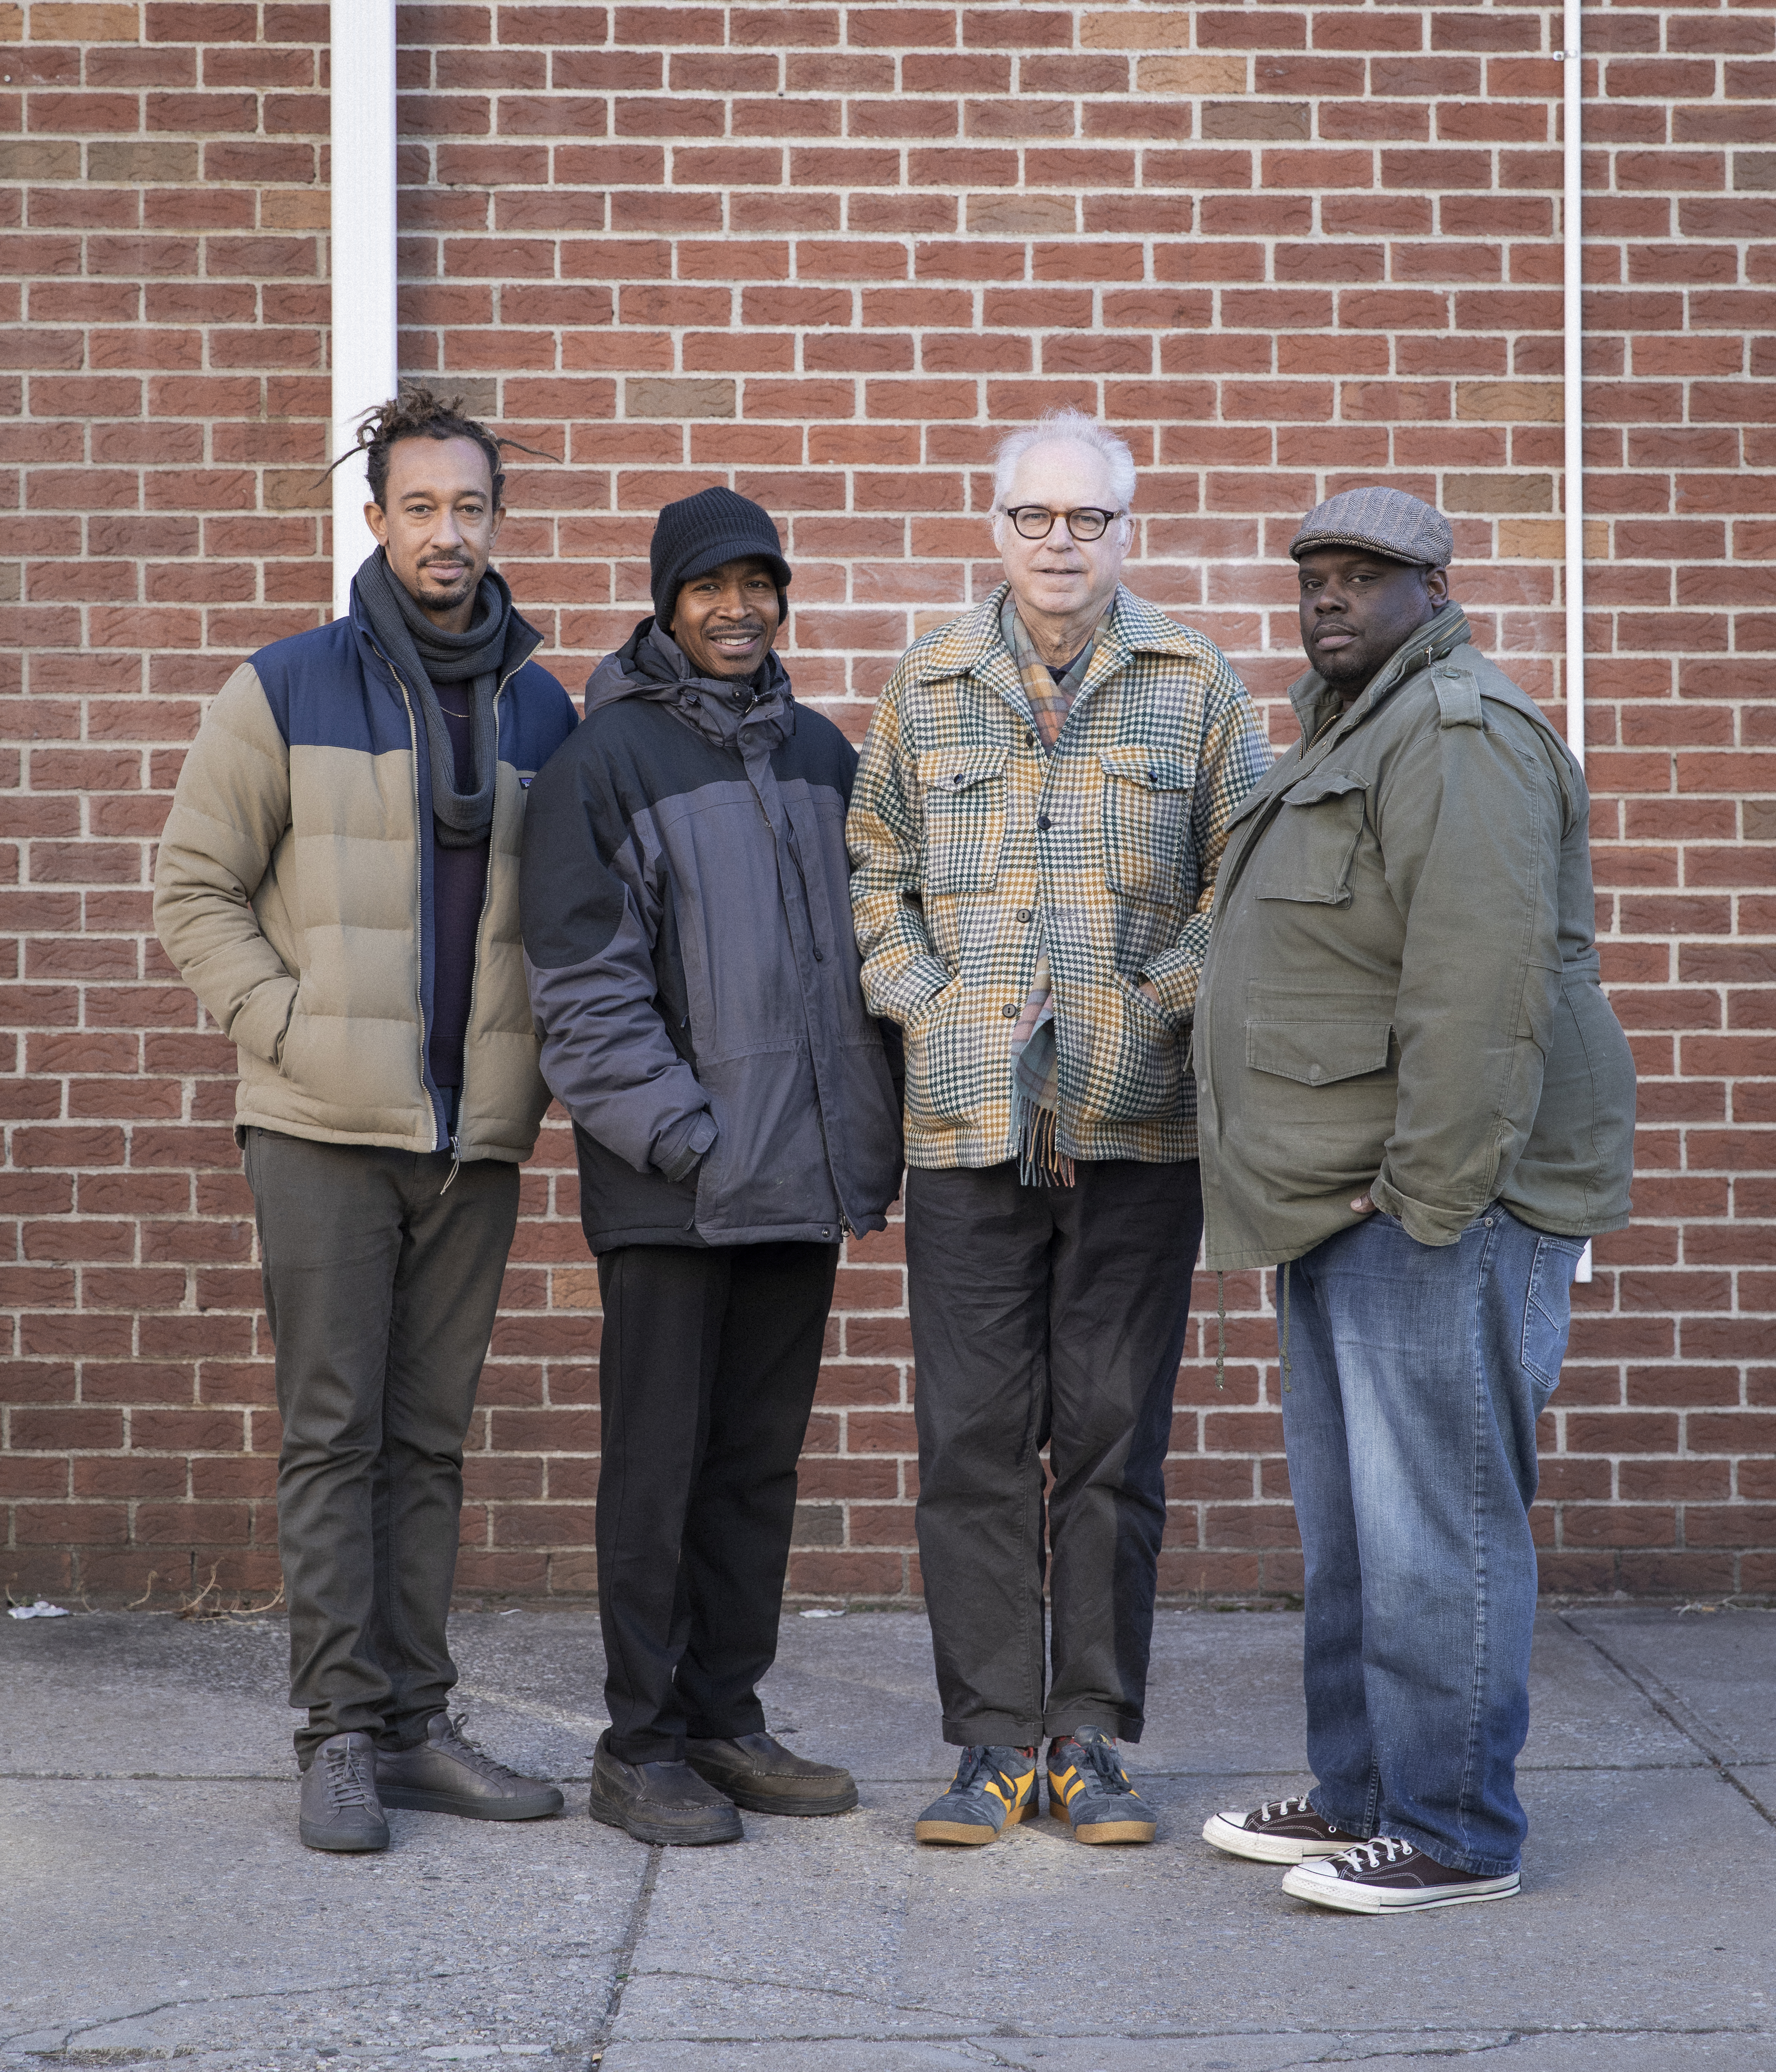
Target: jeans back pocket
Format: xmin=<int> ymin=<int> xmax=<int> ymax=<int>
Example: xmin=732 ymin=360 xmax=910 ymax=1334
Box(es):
xmin=1522 ymin=1232 xmax=1586 ymax=1397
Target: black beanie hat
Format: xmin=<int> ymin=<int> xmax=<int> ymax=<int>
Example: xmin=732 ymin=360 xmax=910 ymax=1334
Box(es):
xmin=650 ymin=485 xmax=792 ymax=630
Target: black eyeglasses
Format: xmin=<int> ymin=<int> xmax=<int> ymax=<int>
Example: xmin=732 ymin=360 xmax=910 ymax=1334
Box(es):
xmin=1001 ymin=505 xmax=1126 ymax=542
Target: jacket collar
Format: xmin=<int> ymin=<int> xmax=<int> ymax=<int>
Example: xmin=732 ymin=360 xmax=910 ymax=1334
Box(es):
xmin=909 ymin=581 xmax=1206 ymax=713
xmin=1285 ymin=600 xmax=1472 ymax=749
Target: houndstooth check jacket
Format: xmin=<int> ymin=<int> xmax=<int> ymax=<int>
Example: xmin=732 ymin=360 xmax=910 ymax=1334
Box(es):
xmin=847 ymin=581 xmax=1271 ymax=1171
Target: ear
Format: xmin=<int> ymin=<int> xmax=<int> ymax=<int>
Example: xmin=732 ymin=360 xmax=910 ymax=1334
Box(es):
xmin=1426 ymin=566 xmax=1449 ymax=605
xmin=365 ymin=500 xmax=389 ymax=546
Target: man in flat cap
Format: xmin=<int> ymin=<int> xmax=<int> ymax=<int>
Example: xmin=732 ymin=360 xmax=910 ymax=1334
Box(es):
xmin=1193 ymin=486 xmax=1635 ymax=1912
xmin=520 ymin=486 xmax=903 ymax=1845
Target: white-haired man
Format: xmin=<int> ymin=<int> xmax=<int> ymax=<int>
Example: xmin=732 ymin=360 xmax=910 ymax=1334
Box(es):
xmin=848 ymin=410 xmax=1270 ymax=1848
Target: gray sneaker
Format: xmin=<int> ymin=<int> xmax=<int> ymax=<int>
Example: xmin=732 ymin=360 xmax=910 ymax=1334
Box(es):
xmin=299 ymin=1731 xmax=389 ymax=1854
xmin=588 ymin=1731 xmax=743 ymax=1846
xmin=684 ymin=1731 xmax=858 ymax=1817
xmin=376 ymin=1711 xmax=564 ymax=1822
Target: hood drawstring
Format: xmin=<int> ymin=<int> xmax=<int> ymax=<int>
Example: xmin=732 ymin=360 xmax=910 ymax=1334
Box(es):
xmin=1279 ymin=1260 xmax=1293 ymax=1393
xmin=1214 ymin=1272 xmax=1227 ymax=1392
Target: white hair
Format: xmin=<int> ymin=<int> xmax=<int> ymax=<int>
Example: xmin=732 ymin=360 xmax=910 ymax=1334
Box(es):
xmin=991 ymin=408 xmax=1137 ymax=513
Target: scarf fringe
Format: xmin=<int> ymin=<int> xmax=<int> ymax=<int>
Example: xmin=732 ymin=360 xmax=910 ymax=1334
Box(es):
xmin=1014 ymin=1092 xmax=1075 ymax=1191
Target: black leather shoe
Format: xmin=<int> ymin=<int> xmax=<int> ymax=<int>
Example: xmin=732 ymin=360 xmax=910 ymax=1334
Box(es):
xmin=299 ymin=1731 xmax=389 ymax=1854
xmin=588 ymin=1730 xmax=743 ymax=1846
xmin=684 ymin=1731 xmax=858 ymax=1816
xmin=375 ymin=1711 xmax=564 ymax=1822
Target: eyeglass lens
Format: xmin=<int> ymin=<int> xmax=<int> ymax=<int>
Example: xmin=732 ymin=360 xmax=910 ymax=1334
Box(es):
xmin=1007 ymin=506 xmax=1116 ymax=541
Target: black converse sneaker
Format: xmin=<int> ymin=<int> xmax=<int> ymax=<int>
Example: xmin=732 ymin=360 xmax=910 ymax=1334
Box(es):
xmin=1202 ymin=1792 xmax=1364 ymax=1864
xmin=1282 ymin=1835 xmax=1521 ymax=1913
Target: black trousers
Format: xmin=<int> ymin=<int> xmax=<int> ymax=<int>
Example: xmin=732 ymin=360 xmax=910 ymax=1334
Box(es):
xmin=905 ymin=1159 xmax=1202 ymax=1748
xmin=594 ymin=1240 xmax=840 ymax=1764
xmin=245 ymin=1126 xmax=520 ymax=1768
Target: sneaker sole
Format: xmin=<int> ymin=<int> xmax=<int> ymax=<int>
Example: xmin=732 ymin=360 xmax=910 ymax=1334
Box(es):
xmin=298 ymin=1820 xmax=388 ymax=1854
xmin=1050 ymin=1799 xmax=1155 ymax=1845
xmin=1201 ymin=1812 xmax=1353 ymax=1864
xmin=376 ymin=1783 xmax=564 ymax=1821
xmin=588 ymin=1785 xmax=742 ymax=1847
xmin=915 ymin=1802 xmax=1032 ymax=1846
xmin=1280 ymin=1865 xmax=1522 ymax=1914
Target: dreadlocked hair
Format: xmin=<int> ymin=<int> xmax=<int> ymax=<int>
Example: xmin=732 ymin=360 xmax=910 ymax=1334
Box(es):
xmin=323 ymin=386 xmax=546 ymax=510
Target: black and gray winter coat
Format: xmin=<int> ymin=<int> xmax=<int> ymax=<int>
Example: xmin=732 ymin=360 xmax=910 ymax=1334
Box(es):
xmin=519 ymin=621 xmax=904 ymax=1253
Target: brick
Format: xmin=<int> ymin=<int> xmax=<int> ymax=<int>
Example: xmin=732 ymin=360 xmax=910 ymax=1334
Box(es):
xmin=0 ymin=4 xmax=1771 ymax=1608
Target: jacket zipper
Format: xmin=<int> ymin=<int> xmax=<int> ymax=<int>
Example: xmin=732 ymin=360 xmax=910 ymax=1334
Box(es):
xmin=366 ymin=637 xmax=437 ymax=1155
xmin=448 ymin=660 xmax=523 ymax=1183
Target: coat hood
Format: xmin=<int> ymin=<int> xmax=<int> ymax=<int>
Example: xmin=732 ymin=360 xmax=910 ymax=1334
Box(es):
xmin=585 ymin=617 xmax=796 ymax=754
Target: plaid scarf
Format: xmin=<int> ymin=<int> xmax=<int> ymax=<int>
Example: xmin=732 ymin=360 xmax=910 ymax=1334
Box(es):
xmin=1001 ymin=593 xmax=1113 ymax=1189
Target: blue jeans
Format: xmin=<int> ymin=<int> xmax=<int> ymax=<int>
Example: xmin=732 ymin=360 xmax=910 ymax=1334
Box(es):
xmin=1279 ymin=1206 xmax=1585 ymax=1875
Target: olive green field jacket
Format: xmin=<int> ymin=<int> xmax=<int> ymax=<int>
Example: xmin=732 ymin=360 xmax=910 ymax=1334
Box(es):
xmin=1194 ymin=603 xmax=1636 ymax=1270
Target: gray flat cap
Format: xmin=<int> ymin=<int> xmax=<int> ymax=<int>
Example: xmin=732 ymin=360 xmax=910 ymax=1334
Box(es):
xmin=1289 ymin=486 xmax=1454 ymax=569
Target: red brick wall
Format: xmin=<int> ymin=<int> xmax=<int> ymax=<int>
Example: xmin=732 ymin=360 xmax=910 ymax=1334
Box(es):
xmin=3 ymin=0 xmax=1772 ymax=1607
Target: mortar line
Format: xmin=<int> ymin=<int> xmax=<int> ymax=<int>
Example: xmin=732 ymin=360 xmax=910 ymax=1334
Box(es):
xmin=587 ymin=1843 xmax=663 ymax=2070
xmin=1556 ymin=1612 xmax=1776 ymax=1829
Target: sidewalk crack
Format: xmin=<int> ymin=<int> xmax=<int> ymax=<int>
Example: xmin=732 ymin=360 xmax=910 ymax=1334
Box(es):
xmin=586 ymin=1844 xmax=663 ymax=2070
xmin=1556 ymin=1612 xmax=1775 ymax=1829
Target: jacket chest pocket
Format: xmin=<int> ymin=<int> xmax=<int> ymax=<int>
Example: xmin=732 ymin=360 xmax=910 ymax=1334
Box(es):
xmin=918 ymin=745 xmax=1008 ymax=894
xmin=1255 ymin=768 xmax=1368 ymax=906
xmin=1099 ymin=746 xmax=1196 ymax=906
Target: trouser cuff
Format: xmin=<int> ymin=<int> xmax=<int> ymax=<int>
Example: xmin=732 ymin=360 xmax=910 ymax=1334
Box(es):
xmin=942 ymin=1714 xmax=1041 ymax=1748
xmin=1042 ymin=1707 xmax=1144 ymax=1744
xmin=608 ymin=1731 xmax=684 ymax=1765
xmin=1307 ymin=1788 xmax=1373 ymax=1838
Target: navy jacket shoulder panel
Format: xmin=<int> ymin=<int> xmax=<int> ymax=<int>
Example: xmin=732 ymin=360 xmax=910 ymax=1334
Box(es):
xmin=497 ymin=657 xmax=578 ymax=771
xmin=249 ymin=617 xmax=413 ymax=758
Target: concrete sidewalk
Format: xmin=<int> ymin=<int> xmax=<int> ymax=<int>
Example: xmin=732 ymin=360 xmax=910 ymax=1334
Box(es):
xmin=2 ymin=1605 xmax=1772 ymax=2072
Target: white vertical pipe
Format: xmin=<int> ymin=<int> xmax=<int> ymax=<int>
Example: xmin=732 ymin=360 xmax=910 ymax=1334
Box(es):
xmin=330 ymin=0 xmax=399 ymax=622
xmin=1561 ymin=0 xmax=1593 ymax=1285
xmin=1562 ymin=0 xmax=1585 ymax=770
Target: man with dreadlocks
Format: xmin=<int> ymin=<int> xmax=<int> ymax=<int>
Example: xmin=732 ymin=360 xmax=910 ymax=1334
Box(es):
xmin=154 ymin=389 xmax=577 ymax=1853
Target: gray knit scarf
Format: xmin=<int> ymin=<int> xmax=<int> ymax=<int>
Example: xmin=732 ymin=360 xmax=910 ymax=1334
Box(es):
xmin=354 ymin=549 xmax=537 ymax=847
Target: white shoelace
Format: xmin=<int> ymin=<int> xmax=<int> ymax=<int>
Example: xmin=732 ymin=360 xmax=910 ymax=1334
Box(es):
xmin=1256 ymin=1794 xmax=1315 ymax=1822
xmin=1335 ymin=1835 xmax=1415 ymax=1873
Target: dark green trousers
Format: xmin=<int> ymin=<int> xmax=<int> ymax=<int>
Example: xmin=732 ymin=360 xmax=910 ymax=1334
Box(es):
xmin=245 ymin=1126 xmax=519 ymax=1768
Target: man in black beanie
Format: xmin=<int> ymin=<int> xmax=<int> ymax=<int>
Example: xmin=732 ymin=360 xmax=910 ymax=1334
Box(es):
xmin=520 ymin=486 xmax=904 ymax=1845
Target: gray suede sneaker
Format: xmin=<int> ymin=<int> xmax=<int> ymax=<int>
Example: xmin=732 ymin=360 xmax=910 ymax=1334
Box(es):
xmin=683 ymin=1731 xmax=858 ymax=1816
xmin=588 ymin=1730 xmax=743 ymax=1846
xmin=375 ymin=1711 xmax=564 ymax=1822
xmin=299 ymin=1731 xmax=389 ymax=1854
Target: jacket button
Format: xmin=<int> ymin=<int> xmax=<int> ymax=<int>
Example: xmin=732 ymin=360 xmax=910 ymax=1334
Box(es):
xmin=1026 ymin=731 xmax=1036 ymax=747
xmin=951 ymin=772 xmax=964 ymax=786
xmin=1308 ymin=1064 xmax=1323 ymax=1084
xmin=813 ymin=947 xmax=824 ymax=962
xmin=1016 ymin=908 xmax=1032 ymax=923
xmin=821 ymin=1227 xmax=832 ymax=1238
xmin=1037 ymin=815 xmax=1052 ymax=832
xmin=1001 ymin=1003 xmax=1018 ymax=1018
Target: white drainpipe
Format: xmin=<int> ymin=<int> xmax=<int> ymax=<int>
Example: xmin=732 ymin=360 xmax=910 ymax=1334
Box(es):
xmin=1561 ymin=0 xmax=1593 ymax=1283
xmin=329 ymin=0 xmax=399 ymax=622
xmin=1562 ymin=0 xmax=1585 ymax=771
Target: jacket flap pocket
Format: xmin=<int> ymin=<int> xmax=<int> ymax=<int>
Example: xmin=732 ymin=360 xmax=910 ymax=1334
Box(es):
xmin=1099 ymin=745 xmax=1197 ymax=792
xmin=1281 ymin=768 xmax=1367 ymax=807
xmin=918 ymin=744 xmax=1008 ymax=795
xmin=1245 ymin=1018 xmax=1392 ymax=1086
